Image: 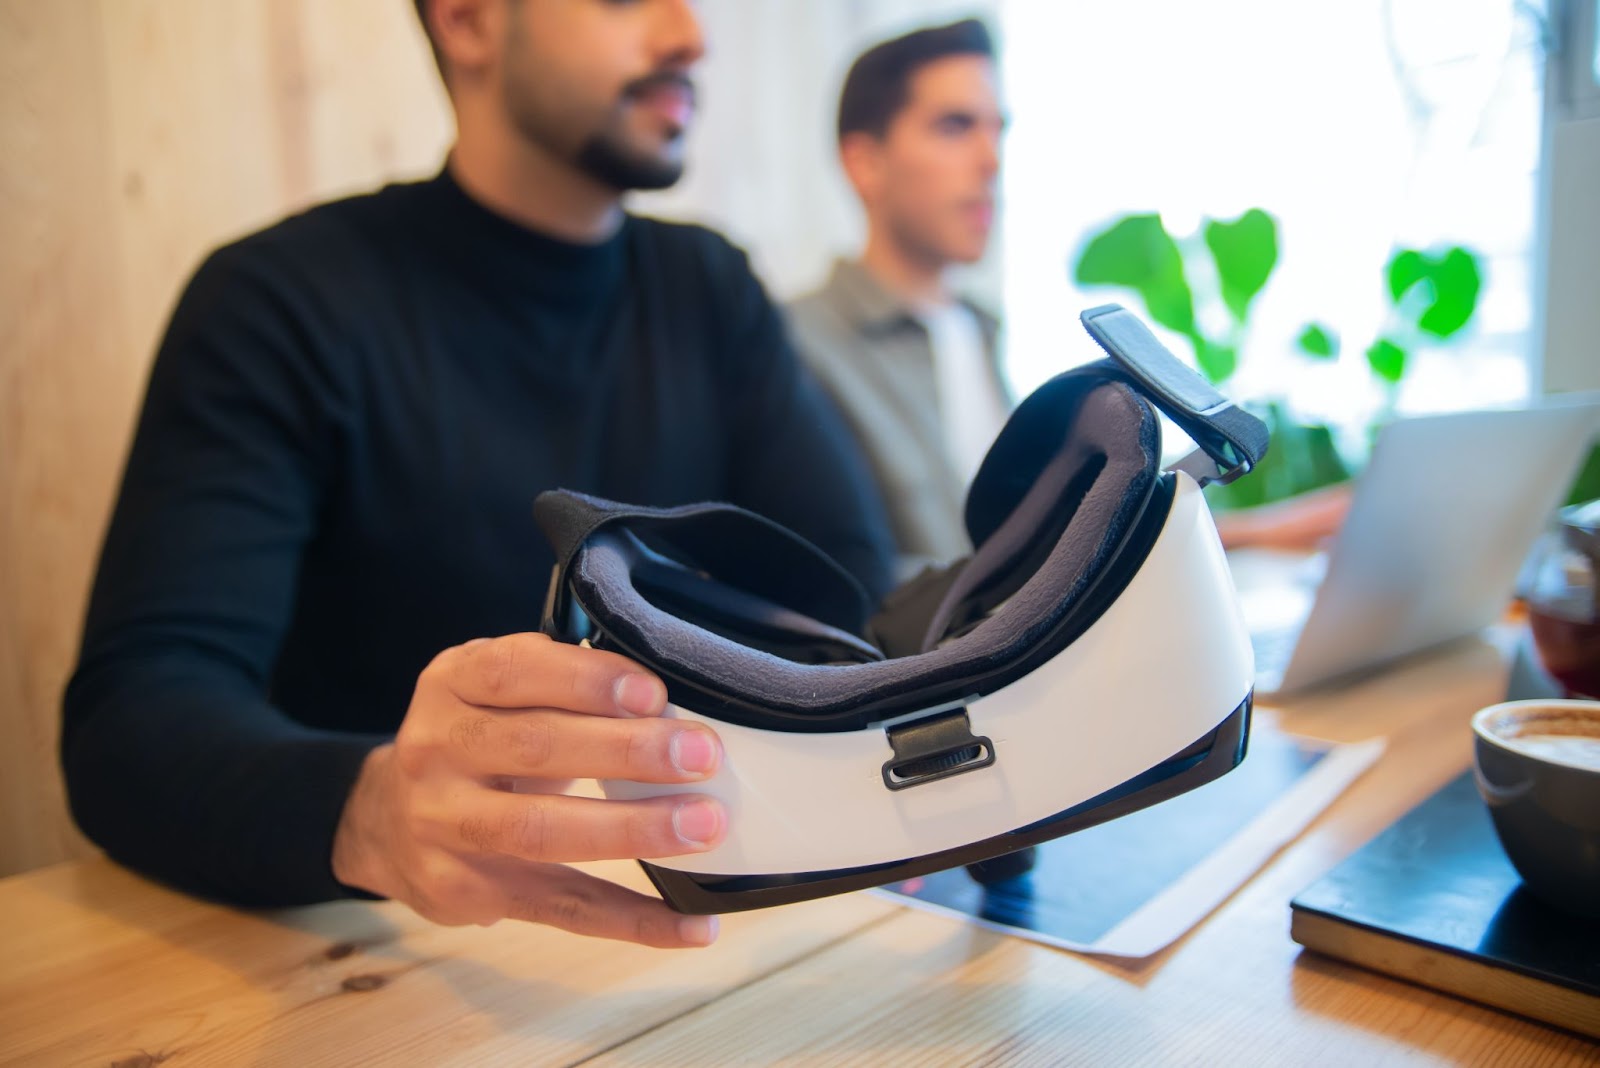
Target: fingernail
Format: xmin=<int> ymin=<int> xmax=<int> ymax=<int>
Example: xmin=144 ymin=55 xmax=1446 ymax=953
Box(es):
xmin=678 ymin=914 xmax=719 ymax=946
xmin=669 ymin=729 xmax=719 ymax=776
xmin=461 ymin=637 xmax=490 ymax=650
xmin=672 ymin=799 xmax=723 ymax=846
xmin=615 ymin=673 xmax=665 ymax=716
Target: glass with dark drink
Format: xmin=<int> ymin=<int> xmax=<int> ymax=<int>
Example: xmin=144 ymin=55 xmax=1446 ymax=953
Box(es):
xmin=1527 ymin=500 xmax=1600 ymax=699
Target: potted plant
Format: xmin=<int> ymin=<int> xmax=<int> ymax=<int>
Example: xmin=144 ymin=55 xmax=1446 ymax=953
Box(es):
xmin=1071 ymin=209 xmax=1485 ymax=511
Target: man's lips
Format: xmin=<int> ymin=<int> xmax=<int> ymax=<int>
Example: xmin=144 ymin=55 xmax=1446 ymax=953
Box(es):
xmin=962 ymin=199 xmax=996 ymax=230
xmin=626 ymin=75 xmax=697 ymax=130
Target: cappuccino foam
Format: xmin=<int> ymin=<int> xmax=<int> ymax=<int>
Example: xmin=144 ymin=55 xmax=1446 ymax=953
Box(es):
xmin=1501 ymin=732 xmax=1600 ymax=771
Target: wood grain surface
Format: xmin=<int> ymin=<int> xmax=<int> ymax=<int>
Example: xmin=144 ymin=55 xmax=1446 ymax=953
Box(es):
xmin=2 ymin=635 xmax=1595 ymax=1066
xmin=0 ymin=0 xmax=450 ymax=879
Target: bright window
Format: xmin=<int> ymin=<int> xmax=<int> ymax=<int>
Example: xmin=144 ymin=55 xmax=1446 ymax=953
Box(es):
xmin=997 ymin=0 xmax=1546 ymax=443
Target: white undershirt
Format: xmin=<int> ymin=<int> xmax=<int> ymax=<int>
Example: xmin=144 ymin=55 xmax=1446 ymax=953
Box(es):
xmin=918 ymin=300 xmax=1009 ymax=488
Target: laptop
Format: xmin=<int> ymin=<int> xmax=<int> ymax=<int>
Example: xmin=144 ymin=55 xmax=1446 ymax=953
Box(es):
xmin=1233 ymin=396 xmax=1600 ymax=695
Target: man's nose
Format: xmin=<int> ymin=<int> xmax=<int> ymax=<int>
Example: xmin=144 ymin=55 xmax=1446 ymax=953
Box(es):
xmin=653 ymin=0 xmax=707 ymax=68
xmin=977 ymin=131 xmax=1001 ymax=179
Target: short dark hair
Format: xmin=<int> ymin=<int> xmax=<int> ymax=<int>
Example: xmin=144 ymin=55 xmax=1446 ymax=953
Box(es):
xmin=837 ymin=18 xmax=995 ymax=144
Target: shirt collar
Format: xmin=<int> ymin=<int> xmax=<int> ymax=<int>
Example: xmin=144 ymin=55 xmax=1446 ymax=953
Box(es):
xmin=821 ymin=258 xmax=920 ymax=334
xmin=821 ymin=257 xmax=999 ymax=339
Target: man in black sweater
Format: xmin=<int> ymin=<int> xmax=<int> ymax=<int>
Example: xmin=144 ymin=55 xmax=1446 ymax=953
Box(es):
xmin=62 ymin=0 xmax=894 ymax=949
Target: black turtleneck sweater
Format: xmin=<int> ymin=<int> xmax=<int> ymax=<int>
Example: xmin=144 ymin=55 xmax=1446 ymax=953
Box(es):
xmin=62 ymin=169 xmax=895 ymax=906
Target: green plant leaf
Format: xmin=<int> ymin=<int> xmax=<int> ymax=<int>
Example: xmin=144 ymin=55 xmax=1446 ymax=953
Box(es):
xmin=1195 ymin=340 xmax=1238 ymax=384
xmin=1203 ymin=470 xmax=1267 ymax=511
xmin=1416 ymin=247 xmax=1481 ymax=338
xmin=1074 ymin=213 xmax=1175 ymax=288
xmin=1296 ymin=323 xmax=1339 ymax=358
xmin=1074 ymin=213 xmax=1197 ymax=338
xmin=1366 ymin=337 xmax=1407 ymax=383
xmin=1203 ymin=209 xmax=1278 ymax=321
xmin=1566 ymin=443 xmax=1600 ymax=507
xmin=1300 ymin=423 xmax=1352 ymax=488
xmin=1387 ymin=249 xmax=1426 ymax=303
xmin=1384 ymin=245 xmax=1483 ymax=339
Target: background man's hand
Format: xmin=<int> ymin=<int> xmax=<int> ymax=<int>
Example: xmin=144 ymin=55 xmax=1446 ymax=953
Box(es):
xmin=331 ymin=632 xmax=725 ymax=948
xmin=1215 ymin=483 xmax=1354 ymax=553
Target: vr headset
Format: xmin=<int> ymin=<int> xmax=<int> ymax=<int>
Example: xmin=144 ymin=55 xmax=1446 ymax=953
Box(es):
xmin=537 ymin=304 xmax=1269 ymax=914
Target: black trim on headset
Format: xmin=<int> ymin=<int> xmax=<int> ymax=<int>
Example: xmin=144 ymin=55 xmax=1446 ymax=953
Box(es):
xmin=640 ymin=693 xmax=1252 ymax=914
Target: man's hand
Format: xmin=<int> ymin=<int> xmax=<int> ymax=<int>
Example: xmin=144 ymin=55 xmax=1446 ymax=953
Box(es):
xmin=331 ymin=632 xmax=726 ymax=948
xmin=1215 ymin=483 xmax=1354 ymax=553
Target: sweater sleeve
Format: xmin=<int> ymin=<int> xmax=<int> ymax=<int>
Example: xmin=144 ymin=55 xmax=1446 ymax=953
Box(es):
xmin=61 ymin=242 xmax=386 ymax=907
xmin=712 ymin=246 xmax=897 ymax=603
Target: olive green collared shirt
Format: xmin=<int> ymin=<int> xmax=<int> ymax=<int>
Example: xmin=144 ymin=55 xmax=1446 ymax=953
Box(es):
xmin=785 ymin=258 xmax=1008 ymax=569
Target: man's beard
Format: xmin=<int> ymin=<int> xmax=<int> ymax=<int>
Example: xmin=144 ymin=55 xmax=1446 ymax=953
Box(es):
xmin=572 ymin=71 xmax=696 ymax=192
xmin=573 ymin=125 xmax=686 ymax=192
xmin=505 ymin=67 xmax=695 ymax=193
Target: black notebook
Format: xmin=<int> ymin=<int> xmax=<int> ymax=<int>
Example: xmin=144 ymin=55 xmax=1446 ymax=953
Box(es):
xmin=1289 ymin=771 xmax=1600 ymax=1038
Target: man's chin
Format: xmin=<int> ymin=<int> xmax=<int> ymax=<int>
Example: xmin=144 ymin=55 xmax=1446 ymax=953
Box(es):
xmin=956 ymin=229 xmax=995 ymax=264
xmin=946 ymin=242 xmax=991 ymax=266
xmin=574 ymin=136 xmax=687 ymax=192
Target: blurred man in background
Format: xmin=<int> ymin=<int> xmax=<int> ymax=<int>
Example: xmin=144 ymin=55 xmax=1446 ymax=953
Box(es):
xmin=786 ymin=19 xmax=1348 ymax=570
xmin=787 ymin=19 xmax=1008 ymax=577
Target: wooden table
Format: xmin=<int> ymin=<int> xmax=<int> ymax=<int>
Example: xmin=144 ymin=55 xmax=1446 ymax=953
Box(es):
xmin=4 ymin=632 xmax=1597 ymax=1067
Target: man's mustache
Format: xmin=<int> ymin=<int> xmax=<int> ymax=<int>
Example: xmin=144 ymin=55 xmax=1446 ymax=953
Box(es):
xmin=623 ymin=71 xmax=698 ymax=106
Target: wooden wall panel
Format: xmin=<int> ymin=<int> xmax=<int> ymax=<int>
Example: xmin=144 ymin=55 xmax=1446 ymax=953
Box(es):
xmin=0 ymin=0 xmax=451 ymax=878
xmin=0 ymin=1 xmax=121 ymax=880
